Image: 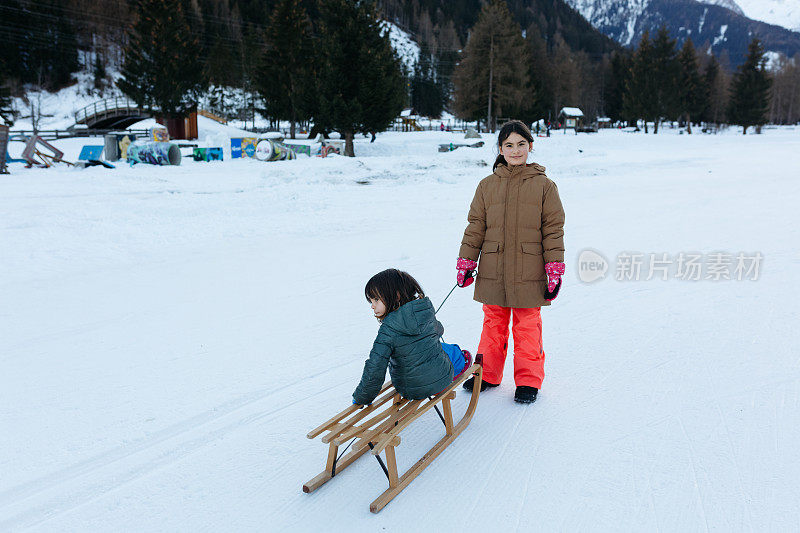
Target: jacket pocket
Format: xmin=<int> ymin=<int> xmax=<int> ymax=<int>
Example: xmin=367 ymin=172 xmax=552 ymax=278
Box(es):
xmin=478 ymin=241 xmax=501 ymax=280
xmin=521 ymin=242 xmax=545 ymax=281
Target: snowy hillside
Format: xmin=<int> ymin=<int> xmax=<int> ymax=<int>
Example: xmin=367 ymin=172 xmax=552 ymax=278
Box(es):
xmin=382 ymin=21 xmax=420 ymax=72
xmin=1 ymin=126 xmax=799 ymax=530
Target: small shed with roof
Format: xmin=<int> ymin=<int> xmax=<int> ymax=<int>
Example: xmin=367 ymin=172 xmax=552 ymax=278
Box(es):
xmin=558 ymin=107 xmax=584 ymax=129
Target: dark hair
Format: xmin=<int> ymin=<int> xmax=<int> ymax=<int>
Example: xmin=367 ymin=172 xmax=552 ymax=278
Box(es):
xmin=493 ymin=119 xmax=534 ymax=170
xmin=364 ymin=269 xmax=425 ymax=320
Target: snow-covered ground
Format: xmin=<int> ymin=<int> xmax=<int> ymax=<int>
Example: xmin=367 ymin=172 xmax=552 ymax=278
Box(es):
xmin=1 ymin=126 xmax=799 ymax=531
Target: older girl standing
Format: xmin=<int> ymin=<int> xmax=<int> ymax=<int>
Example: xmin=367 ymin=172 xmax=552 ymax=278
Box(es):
xmin=456 ymin=120 xmax=565 ymax=404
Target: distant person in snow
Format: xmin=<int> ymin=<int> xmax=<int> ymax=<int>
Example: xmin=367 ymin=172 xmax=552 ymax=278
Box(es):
xmin=352 ymin=269 xmax=472 ymax=406
xmin=456 ymin=120 xmax=565 ymax=404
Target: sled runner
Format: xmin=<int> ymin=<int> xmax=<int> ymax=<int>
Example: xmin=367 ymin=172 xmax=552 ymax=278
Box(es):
xmin=303 ymin=362 xmax=483 ymax=513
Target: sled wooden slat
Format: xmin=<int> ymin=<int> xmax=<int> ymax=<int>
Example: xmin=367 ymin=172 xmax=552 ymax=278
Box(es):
xmin=306 ymin=381 xmax=393 ymax=439
xmin=302 ymin=363 xmax=483 ymax=512
xmin=344 ymin=400 xmax=420 ymax=451
xmin=323 ymin=389 xmax=400 ymax=444
xmin=351 ymin=399 xmax=423 ymax=449
xmin=332 ymin=399 xmax=402 ymax=446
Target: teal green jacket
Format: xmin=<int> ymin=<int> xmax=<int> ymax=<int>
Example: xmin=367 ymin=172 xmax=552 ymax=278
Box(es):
xmin=353 ymin=297 xmax=454 ymax=405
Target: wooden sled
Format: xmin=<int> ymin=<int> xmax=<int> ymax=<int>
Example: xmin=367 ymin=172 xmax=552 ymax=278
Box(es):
xmin=303 ymin=363 xmax=483 ymax=513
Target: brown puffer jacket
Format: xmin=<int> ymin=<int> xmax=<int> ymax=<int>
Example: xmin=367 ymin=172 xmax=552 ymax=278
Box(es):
xmin=459 ymin=162 xmax=565 ymax=308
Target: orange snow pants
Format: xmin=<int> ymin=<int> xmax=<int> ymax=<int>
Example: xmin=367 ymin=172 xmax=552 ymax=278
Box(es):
xmin=477 ymin=305 xmax=545 ymax=388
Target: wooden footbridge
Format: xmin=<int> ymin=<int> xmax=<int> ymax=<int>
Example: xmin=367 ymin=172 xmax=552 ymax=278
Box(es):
xmin=74 ymin=97 xmax=151 ymax=129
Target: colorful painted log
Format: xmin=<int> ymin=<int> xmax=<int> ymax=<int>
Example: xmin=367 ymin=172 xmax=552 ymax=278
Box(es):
xmin=127 ymin=141 xmax=181 ymax=166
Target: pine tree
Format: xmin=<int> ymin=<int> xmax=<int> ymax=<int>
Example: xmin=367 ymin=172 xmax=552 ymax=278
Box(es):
xmin=452 ymin=0 xmax=532 ymax=131
xmin=315 ymin=0 xmax=404 ymax=156
xmin=411 ymin=45 xmax=445 ymax=118
xmin=29 ymin=0 xmax=79 ymax=90
xmin=206 ymin=36 xmax=242 ymax=90
xmin=0 ymin=88 xmax=12 ymax=126
xmin=549 ymin=33 xmax=580 ymax=123
xmin=93 ymin=52 xmax=108 ymax=94
xmin=728 ymin=38 xmax=772 ymax=134
xmin=118 ymin=0 xmax=206 ymax=118
xmin=701 ymin=54 xmax=729 ymax=127
xmin=677 ymin=39 xmax=706 ymax=134
xmin=0 ymin=75 xmax=14 ymax=127
xmin=624 ymin=31 xmax=656 ymax=132
xmin=205 ymin=37 xmax=240 ymax=118
xmin=256 ymin=0 xmax=315 ymax=139
xmin=45 ymin=1 xmax=79 ymax=89
xmin=0 ymin=0 xmax=79 ymax=90
xmin=649 ymin=27 xmax=680 ymax=133
xmin=701 ymin=55 xmax=719 ymax=126
xmin=526 ymin=22 xmax=553 ymax=121
xmin=0 ymin=46 xmax=13 ymax=126
xmin=0 ymin=0 xmax=25 ymax=88
xmin=604 ymin=51 xmax=632 ymax=124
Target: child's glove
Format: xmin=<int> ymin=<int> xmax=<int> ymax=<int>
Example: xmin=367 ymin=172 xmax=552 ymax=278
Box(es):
xmin=456 ymin=258 xmax=477 ymax=287
xmin=544 ymin=261 xmax=565 ymax=301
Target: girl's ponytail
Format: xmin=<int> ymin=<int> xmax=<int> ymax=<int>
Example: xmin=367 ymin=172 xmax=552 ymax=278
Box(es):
xmin=493 ymin=154 xmax=508 ymax=171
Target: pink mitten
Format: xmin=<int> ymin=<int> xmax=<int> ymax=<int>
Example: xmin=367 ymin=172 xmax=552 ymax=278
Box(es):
xmin=456 ymin=258 xmax=477 ymax=287
xmin=544 ymin=262 xmax=565 ymax=301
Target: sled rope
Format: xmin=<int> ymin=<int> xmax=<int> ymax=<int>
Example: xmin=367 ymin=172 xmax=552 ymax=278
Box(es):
xmin=435 ymin=283 xmax=458 ymax=315
xmin=333 ymin=437 xmax=392 ymax=483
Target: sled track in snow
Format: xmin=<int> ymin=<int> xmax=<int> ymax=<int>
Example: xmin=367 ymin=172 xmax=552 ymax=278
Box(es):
xmin=0 ymin=359 xmax=355 ymax=530
xmin=461 ymin=404 xmax=527 ymax=524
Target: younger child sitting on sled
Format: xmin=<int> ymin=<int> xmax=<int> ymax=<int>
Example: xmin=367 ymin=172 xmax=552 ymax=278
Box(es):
xmin=352 ymin=269 xmax=472 ymax=406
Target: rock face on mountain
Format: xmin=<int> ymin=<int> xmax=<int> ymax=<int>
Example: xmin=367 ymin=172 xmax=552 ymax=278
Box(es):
xmin=563 ymin=0 xmax=800 ymax=64
xmin=696 ymin=0 xmax=744 ymax=18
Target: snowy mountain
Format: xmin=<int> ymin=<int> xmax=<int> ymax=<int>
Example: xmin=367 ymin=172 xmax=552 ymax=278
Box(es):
xmin=698 ymin=0 xmax=800 ymax=32
xmin=563 ymin=0 xmax=800 ymax=64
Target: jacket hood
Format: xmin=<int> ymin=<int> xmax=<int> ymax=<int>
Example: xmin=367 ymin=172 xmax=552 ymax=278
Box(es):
xmin=383 ymin=297 xmax=437 ymax=336
xmin=494 ymin=162 xmax=546 ymax=179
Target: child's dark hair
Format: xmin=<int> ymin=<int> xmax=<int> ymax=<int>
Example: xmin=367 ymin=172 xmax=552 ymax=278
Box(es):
xmin=365 ymin=269 xmax=425 ymax=319
xmin=493 ymin=119 xmax=534 ymax=170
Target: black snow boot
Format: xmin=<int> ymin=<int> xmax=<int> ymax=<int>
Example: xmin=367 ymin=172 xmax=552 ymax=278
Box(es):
xmin=514 ymin=386 xmax=538 ymax=404
xmin=462 ymin=376 xmax=499 ymax=392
